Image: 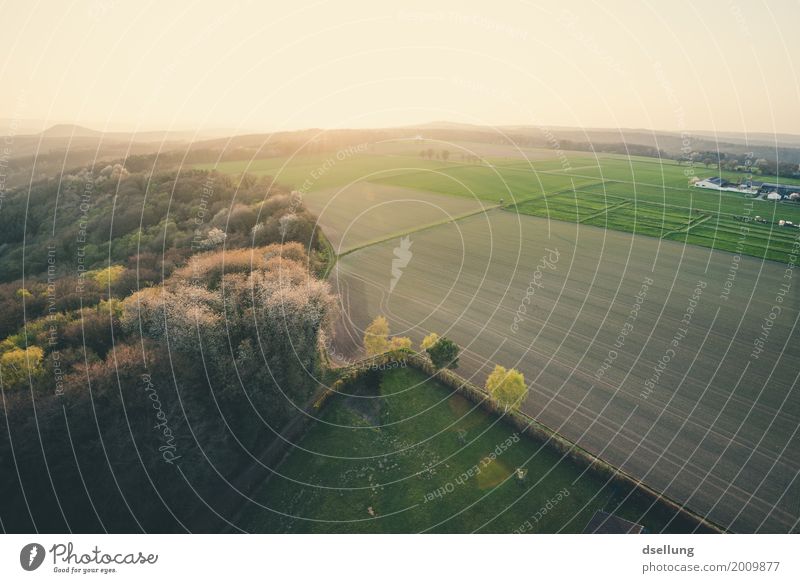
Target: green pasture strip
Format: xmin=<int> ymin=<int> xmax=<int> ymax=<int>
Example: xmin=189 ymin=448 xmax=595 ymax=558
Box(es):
xmin=661 ymin=214 xmax=712 ymax=239
xmin=579 ymin=181 xmax=800 ymax=221
xmin=670 ymin=228 xmax=764 ymax=262
xmin=564 ymin=157 xmax=712 ymax=188
xmin=698 ymin=217 xmax=800 ymax=245
xmin=513 ymin=189 xmax=618 ymax=223
xmin=196 ymin=153 xmax=461 ymax=192
xmin=239 ymin=367 xmax=707 ymax=533
xmin=503 ymin=176 xmax=799 ymax=263
xmin=514 ymin=180 xmax=757 ymax=249
xmin=372 ymin=164 xmax=603 ymax=204
xmin=583 ymin=206 xmax=692 ymax=240
xmin=578 ymin=199 xmax=632 ymax=224
xmin=491 ymin=157 xmax=600 ymax=171
xmin=664 ymin=219 xmax=800 ymax=264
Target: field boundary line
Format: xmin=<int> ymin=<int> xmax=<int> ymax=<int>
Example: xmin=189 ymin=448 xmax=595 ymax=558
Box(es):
xmin=579 ymin=199 xmax=632 ymax=223
xmin=504 ymin=180 xmax=611 ymax=211
xmin=661 ymin=213 xmax=713 ymax=239
xmin=555 ymin=180 xmax=608 ymax=195
xmin=336 ymin=204 xmax=502 ymax=258
xmin=317 ymin=229 xmax=337 ymax=279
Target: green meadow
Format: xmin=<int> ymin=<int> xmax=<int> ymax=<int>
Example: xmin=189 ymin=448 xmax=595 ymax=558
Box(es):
xmin=196 ymin=152 xmax=449 ymax=192
xmin=199 ymin=147 xmax=800 ymax=263
xmin=240 ymin=367 xmax=703 ymax=533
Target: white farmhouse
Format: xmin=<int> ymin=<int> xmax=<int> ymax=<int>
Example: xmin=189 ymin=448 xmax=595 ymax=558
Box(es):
xmin=694 ymin=177 xmax=725 ymax=190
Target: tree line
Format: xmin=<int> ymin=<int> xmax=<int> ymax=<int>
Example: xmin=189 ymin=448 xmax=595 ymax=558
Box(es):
xmin=362 ymin=316 xmax=529 ymax=412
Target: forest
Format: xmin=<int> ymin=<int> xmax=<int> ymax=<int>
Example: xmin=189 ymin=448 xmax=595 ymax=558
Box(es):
xmin=0 ymin=163 xmax=335 ymax=532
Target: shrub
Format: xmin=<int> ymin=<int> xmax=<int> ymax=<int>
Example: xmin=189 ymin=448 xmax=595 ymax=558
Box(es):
xmin=427 ymin=337 xmax=460 ymax=370
xmin=485 ymin=365 xmax=528 ymax=411
xmin=420 ymin=332 xmax=439 ymax=350
xmin=364 ymin=316 xmax=390 ymax=355
xmin=390 ymin=336 xmax=412 ymax=350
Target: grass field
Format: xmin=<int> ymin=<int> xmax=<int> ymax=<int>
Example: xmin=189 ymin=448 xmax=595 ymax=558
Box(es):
xmin=200 ymin=146 xmax=800 ymax=263
xmin=329 ymin=211 xmax=800 ymax=533
xmin=372 ymin=164 xmax=602 ymax=203
xmin=200 ymin=146 xmax=800 ymax=533
xmin=195 ymin=151 xmax=451 ymax=191
xmin=513 ymin=191 xmax=703 ymax=240
xmin=572 ymin=182 xmax=800 ymax=263
xmin=577 ymin=181 xmax=800 ymax=221
xmin=239 ymin=367 xmax=704 ymax=533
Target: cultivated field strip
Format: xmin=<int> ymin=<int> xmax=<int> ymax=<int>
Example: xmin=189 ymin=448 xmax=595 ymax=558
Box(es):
xmin=339 ymin=262 xmax=799 ymax=439
xmin=204 ymin=149 xmax=800 ymax=263
xmin=301 ymin=181 xmax=489 ymax=252
xmin=330 ymin=210 xmax=800 ymax=532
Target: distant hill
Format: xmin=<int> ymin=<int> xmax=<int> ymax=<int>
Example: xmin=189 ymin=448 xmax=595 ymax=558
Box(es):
xmin=688 ymin=130 xmax=800 ymax=148
xmin=3 ymin=122 xmax=799 ymax=192
xmin=36 ymin=124 xmax=204 ymax=143
xmin=0 ymin=125 xmax=195 ymax=173
xmin=40 ymin=123 xmax=103 ymax=138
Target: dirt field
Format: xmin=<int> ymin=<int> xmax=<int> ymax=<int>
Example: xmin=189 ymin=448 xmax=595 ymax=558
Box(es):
xmin=329 ymin=209 xmax=800 ymax=533
xmin=301 ymin=181 xmax=489 ymax=252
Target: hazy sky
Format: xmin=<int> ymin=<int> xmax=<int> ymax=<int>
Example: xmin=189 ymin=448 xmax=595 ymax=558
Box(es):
xmin=2 ymin=0 xmax=799 ymax=134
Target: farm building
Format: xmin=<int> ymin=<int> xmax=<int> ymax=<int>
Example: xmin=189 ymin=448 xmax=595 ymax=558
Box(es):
xmin=694 ymin=176 xmax=758 ymax=194
xmin=754 ymin=181 xmax=798 ymax=197
xmin=694 ymin=177 xmax=726 ymax=189
xmin=693 ymin=176 xmax=800 ymax=198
